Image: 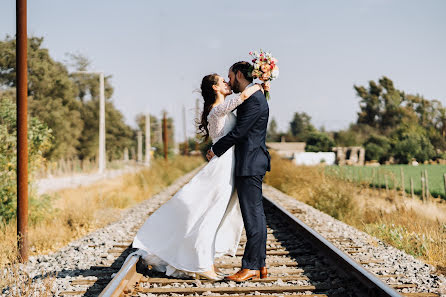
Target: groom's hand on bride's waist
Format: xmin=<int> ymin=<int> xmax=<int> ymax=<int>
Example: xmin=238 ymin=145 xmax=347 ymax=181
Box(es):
xmin=206 ymin=149 xmax=215 ymax=161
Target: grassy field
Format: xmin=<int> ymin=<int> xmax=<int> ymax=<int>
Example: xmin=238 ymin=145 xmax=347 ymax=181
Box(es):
xmin=326 ymin=165 xmax=446 ymax=199
xmin=264 ymin=155 xmax=446 ymax=273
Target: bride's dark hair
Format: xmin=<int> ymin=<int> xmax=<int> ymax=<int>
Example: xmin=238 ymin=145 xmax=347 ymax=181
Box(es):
xmin=198 ymin=73 xmax=219 ymax=141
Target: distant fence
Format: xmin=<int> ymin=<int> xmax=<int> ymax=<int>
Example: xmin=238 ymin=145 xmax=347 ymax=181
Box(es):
xmin=35 ymin=159 xmax=137 ymax=179
xmin=326 ymin=165 xmax=446 ymax=200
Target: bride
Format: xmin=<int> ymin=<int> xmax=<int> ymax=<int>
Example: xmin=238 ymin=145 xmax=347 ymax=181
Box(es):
xmin=132 ymin=73 xmax=264 ymax=280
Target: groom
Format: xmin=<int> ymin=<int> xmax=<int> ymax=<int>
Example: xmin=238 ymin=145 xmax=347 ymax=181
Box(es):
xmin=206 ymin=61 xmax=271 ymax=281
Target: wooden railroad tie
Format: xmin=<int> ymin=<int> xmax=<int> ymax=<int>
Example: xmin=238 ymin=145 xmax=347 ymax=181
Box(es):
xmin=215 ymin=260 xmax=300 ymax=268
xmin=402 ymin=293 xmax=440 ymax=297
xmin=136 ymin=285 xmax=318 ymax=294
xmin=139 ymin=275 xmax=309 ymax=284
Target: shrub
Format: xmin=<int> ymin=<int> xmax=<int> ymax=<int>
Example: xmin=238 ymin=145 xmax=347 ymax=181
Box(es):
xmin=0 ymin=98 xmax=52 ymax=222
xmin=265 ymin=155 xmax=359 ymax=222
xmin=391 ymin=124 xmax=436 ymax=163
xmin=308 ymin=181 xmax=356 ymax=221
xmin=305 ymin=131 xmax=335 ymax=152
xmin=364 ymin=134 xmax=391 ymax=162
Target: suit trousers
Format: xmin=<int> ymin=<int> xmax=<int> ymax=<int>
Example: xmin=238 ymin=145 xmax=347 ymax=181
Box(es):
xmin=235 ymin=175 xmax=267 ymax=270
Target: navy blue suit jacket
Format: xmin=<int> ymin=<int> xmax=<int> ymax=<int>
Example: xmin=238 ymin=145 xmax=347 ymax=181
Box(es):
xmin=212 ymin=90 xmax=271 ymax=176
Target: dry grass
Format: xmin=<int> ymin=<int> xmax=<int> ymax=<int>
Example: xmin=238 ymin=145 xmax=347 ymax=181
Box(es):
xmin=264 ymin=154 xmax=446 ymax=272
xmin=0 ymin=156 xmax=203 ymax=294
xmin=360 ymin=190 xmax=446 ymax=271
xmin=264 ymin=154 xmax=360 ymax=224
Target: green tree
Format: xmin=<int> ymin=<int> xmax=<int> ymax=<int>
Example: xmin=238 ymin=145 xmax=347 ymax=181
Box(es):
xmin=305 ymin=131 xmax=335 ymax=152
xmin=266 ymin=118 xmax=280 ymax=142
xmin=66 ymin=52 xmax=136 ymax=160
xmin=67 ymin=53 xmax=114 ymax=102
xmin=0 ymin=36 xmax=83 ymax=159
xmin=378 ymin=77 xmax=406 ymax=130
xmin=363 ymin=134 xmax=392 ymax=163
xmin=333 ymin=123 xmax=376 ymax=147
xmin=289 ymin=112 xmax=315 ymax=141
xmin=353 ymin=76 xmax=446 ymax=162
xmin=354 ymin=76 xmax=407 ymax=131
xmin=77 ymin=100 xmax=134 ymax=160
xmin=391 ymin=124 xmax=436 ymax=163
xmin=354 ymin=80 xmax=382 ymax=128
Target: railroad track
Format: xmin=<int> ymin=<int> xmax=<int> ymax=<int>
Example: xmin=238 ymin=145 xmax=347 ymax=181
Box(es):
xmin=59 ymin=190 xmax=441 ymax=296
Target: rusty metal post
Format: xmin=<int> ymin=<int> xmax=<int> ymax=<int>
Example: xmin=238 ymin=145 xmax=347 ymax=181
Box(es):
xmin=16 ymin=0 xmax=29 ymax=262
xmin=163 ymin=112 xmax=168 ymax=160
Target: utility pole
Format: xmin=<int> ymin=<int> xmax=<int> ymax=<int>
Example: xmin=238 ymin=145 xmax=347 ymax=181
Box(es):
xmin=72 ymin=71 xmax=106 ymax=173
xmin=16 ymin=0 xmax=28 ymax=262
xmin=145 ymin=113 xmax=151 ymax=166
xmin=183 ymin=105 xmax=188 ymax=155
xmin=123 ymin=147 xmax=129 ymax=161
xmin=157 ymin=119 xmax=163 ymax=144
xmin=98 ymin=72 xmax=105 ymax=173
xmin=163 ymin=112 xmax=168 ymax=160
xmin=137 ymin=131 xmax=143 ymax=163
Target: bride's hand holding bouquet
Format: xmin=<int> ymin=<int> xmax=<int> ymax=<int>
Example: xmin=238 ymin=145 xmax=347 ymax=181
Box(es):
xmin=249 ymin=50 xmax=279 ymax=100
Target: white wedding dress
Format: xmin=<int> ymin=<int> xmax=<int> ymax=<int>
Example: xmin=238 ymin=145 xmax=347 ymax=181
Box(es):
xmin=132 ymin=96 xmax=245 ymax=278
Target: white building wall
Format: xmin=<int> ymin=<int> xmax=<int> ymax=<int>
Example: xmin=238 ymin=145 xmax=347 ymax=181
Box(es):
xmin=293 ymin=152 xmax=336 ymax=166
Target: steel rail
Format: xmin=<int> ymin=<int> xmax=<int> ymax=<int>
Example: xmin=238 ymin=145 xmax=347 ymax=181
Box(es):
xmin=98 ymin=252 xmax=141 ymax=297
xmin=263 ymin=195 xmax=402 ymax=297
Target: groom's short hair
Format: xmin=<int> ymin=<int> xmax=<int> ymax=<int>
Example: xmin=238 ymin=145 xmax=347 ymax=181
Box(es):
xmin=230 ymin=61 xmax=253 ymax=83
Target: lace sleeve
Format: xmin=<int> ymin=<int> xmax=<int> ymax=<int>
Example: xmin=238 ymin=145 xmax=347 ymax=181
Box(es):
xmin=210 ymin=96 xmax=243 ymax=117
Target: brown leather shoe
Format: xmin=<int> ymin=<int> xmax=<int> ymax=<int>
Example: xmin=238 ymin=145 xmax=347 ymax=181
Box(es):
xmin=225 ymin=269 xmax=260 ymax=282
xmin=260 ymin=266 xmax=267 ymax=279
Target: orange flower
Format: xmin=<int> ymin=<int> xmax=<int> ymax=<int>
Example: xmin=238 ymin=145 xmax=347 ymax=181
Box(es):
xmin=260 ymin=63 xmax=271 ymax=72
xmin=252 ymin=69 xmax=262 ymax=78
xmin=261 ymin=71 xmax=271 ymax=81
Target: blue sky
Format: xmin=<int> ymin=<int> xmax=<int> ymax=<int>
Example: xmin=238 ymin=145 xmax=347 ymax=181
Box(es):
xmin=1 ymin=0 xmax=445 ymax=142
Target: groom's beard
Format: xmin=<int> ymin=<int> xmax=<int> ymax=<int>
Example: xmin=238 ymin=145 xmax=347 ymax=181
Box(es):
xmin=232 ymin=79 xmax=241 ymax=93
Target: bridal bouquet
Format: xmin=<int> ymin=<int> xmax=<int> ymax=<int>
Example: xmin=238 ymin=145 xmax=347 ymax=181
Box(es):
xmin=249 ymin=50 xmax=279 ymax=100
